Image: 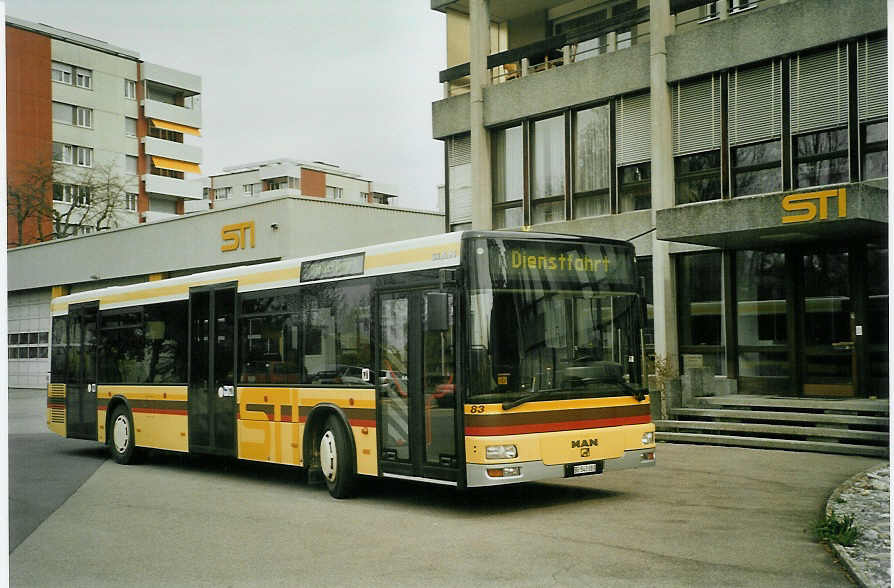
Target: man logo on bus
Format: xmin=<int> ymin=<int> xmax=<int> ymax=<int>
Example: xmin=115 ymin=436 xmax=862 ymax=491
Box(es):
xmin=221 ymin=221 xmax=256 ymax=252
xmin=781 ymin=188 xmax=846 ymax=224
xmin=572 ymin=438 xmax=598 ymax=449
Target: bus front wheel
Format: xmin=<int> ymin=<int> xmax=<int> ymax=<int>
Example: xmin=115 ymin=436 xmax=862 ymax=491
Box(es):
xmin=319 ymin=415 xmax=355 ymax=498
xmin=109 ymin=405 xmax=139 ymax=465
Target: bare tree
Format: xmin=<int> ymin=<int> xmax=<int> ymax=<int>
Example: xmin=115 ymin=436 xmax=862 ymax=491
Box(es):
xmin=7 ymin=160 xmax=55 ymax=247
xmin=7 ymin=158 xmax=134 ymax=246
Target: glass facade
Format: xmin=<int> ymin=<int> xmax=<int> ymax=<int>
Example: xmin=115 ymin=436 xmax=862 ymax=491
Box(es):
xmin=676 ymin=252 xmax=725 ymax=375
xmin=573 ymin=105 xmax=611 ymax=218
xmin=675 ymin=151 xmax=721 ymax=204
xmin=531 ymin=116 xmax=566 ymax=223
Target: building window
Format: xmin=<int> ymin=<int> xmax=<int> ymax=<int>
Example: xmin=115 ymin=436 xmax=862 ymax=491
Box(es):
xmin=573 ymin=105 xmax=611 ymax=218
xmin=243 ymin=184 xmax=256 ymax=196
xmin=52 ymin=102 xmax=74 ymax=125
xmin=148 ymin=126 xmax=183 ymax=143
xmin=153 ymin=167 xmax=184 ymax=180
xmin=76 ymin=146 xmax=93 ymax=167
xmin=793 ymin=128 xmax=849 ymax=189
xmin=862 ymin=120 xmax=887 ymax=180
xmin=126 ymin=155 xmax=138 ymax=175
xmin=124 ymin=79 xmax=136 ymax=99
xmin=8 ymin=332 xmax=49 ymax=360
xmin=51 ymin=61 xmax=72 ymax=84
xmin=675 ymin=151 xmax=721 ymax=204
xmin=732 ymin=140 xmax=781 ymax=196
xmin=618 ymin=162 xmax=650 ymax=212
xmin=264 ymin=178 xmax=287 ymax=191
xmin=676 ymin=251 xmax=725 ymax=375
xmin=492 ymin=125 xmax=524 ymax=228
xmin=203 ymin=187 xmax=211 ymax=200
xmin=76 ymin=107 xmax=92 ymax=128
xmin=531 ymin=115 xmax=565 ymax=224
xmin=125 ymin=117 xmax=137 ymax=137
xmin=326 ymin=186 xmax=344 ymax=199
xmin=75 ymin=67 xmax=92 ymax=89
xmin=214 ymin=187 xmax=232 ymax=200
xmin=126 ymin=192 xmax=138 ymax=211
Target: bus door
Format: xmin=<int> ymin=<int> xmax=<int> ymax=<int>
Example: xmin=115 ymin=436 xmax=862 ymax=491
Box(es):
xmin=377 ymin=289 xmax=459 ymax=483
xmin=189 ymin=284 xmax=237 ymax=455
xmin=66 ymin=302 xmax=98 ymax=440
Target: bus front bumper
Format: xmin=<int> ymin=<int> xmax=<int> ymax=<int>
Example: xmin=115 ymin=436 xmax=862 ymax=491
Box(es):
xmin=466 ymin=448 xmax=656 ymax=487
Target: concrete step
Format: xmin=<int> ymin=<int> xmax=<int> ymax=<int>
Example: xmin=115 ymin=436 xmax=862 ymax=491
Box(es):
xmin=654 ymin=420 xmax=889 ymax=442
xmin=668 ymin=408 xmax=889 ymax=429
xmin=656 ymin=432 xmax=889 ymax=457
xmin=697 ymin=395 xmax=889 ymax=414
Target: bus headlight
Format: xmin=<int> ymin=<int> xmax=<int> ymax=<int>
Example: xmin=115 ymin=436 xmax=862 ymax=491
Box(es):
xmin=486 ymin=445 xmax=517 ymax=459
xmin=641 ymin=432 xmax=654 ymax=445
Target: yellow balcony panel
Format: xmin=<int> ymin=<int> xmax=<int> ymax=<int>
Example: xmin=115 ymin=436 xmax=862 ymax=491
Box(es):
xmin=151 ymin=156 xmax=201 ymax=175
xmin=150 ymin=118 xmax=201 ymax=137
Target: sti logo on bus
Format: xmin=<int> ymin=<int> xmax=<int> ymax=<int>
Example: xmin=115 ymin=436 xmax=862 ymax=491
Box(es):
xmin=221 ymin=221 xmax=256 ymax=252
xmin=781 ymin=188 xmax=847 ymax=224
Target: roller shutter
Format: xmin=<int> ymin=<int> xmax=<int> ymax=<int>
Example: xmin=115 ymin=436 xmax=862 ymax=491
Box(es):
xmin=729 ymin=60 xmax=782 ymax=146
xmin=857 ymin=37 xmax=887 ymax=122
xmin=616 ymin=92 xmax=651 ymax=165
xmin=672 ymin=74 xmax=721 ymax=155
xmin=791 ymin=45 xmax=849 ymax=134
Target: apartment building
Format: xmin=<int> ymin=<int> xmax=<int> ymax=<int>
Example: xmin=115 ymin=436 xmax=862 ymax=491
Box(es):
xmin=187 ymin=159 xmax=400 ymax=213
xmin=432 ymin=0 xmax=887 ymax=399
xmin=6 ymin=16 xmax=203 ymax=245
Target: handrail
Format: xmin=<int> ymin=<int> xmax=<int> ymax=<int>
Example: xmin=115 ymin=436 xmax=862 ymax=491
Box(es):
xmin=438 ymin=6 xmax=651 ymax=84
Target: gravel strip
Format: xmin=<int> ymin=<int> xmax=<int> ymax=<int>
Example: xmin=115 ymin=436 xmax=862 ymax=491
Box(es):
xmin=826 ymin=463 xmax=890 ymax=588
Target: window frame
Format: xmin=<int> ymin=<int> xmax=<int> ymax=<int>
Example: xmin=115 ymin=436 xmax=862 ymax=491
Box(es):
xmin=75 ymin=67 xmax=92 ymax=90
xmin=572 ymin=103 xmax=612 ymax=219
xmin=791 ymin=126 xmax=850 ymax=189
xmin=51 ymin=61 xmax=73 ymax=85
xmin=860 ymin=119 xmax=888 ymax=181
xmin=731 ymin=139 xmax=783 ymax=197
xmin=674 ymin=150 xmax=722 ymax=205
xmin=124 ymin=79 xmax=136 ymax=99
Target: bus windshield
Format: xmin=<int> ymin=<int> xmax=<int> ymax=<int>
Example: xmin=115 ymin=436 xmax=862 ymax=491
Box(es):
xmin=467 ymin=238 xmax=643 ymax=404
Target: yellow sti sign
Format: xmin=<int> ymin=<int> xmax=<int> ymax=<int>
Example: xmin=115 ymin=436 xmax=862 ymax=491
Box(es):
xmin=221 ymin=221 xmax=256 ymax=252
xmin=781 ymin=188 xmax=846 ymax=224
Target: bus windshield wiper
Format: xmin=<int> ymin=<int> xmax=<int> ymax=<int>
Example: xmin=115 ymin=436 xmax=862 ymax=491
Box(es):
xmin=502 ymin=377 xmax=551 ymax=410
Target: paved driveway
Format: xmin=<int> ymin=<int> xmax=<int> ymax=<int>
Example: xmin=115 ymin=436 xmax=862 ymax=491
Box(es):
xmin=9 ymin=388 xmax=881 ymax=587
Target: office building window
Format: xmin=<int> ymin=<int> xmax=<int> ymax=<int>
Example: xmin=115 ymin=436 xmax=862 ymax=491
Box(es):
xmin=793 ymin=128 xmax=849 ymax=189
xmin=51 ymin=62 xmax=73 ymax=84
xmin=492 ymin=125 xmax=524 ymax=228
xmin=531 ymin=115 xmax=565 ymax=224
xmin=126 ymin=193 xmax=138 ymax=211
xmin=618 ymin=162 xmax=650 ymax=212
xmin=676 ymin=251 xmax=725 ymax=375
xmin=862 ymin=120 xmax=887 ymax=180
xmin=326 ymin=186 xmax=344 ymax=199
xmin=126 ymin=155 xmax=138 ymax=175
xmin=124 ymin=79 xmax=136 ymax=99
xmin=214 ymin=187 xmax=231 ymax=200
xmin=125 ymin=117 xmax=137 ymax=137
xmin=573 ymin=105 xmax=611 ymax=218
xmin=75 ymin=68 xmax=92 ymax=89
xmin=732 ymin=140 xmax=782 ymax=196
xmin=675 ymin=150 xmax=721 ymax=204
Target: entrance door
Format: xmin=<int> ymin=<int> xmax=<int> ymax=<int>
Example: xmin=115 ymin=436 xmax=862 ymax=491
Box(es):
xmin=189 ymin=285 xmax=237 ymax=455
xmin=66 ymin=303 xmax=98 ymax=440
xmin=801 ymin=251 xmax=854 ymax=396
xmin=378 ymin=289 xmax=458 ymax=482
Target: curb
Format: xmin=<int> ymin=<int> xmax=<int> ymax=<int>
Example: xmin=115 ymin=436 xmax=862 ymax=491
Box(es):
xmin=824 ymin=463 xmax=889 ymax=588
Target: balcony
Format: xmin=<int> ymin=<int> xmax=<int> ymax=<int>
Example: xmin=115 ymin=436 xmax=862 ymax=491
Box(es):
xmin=142 ymin=210 xmax=180 ymax=224
xmin=143 ymin=174 xmax=203 ymax=200
xmin=142 ymin=99 xmax=202 ymax=130
xmin=142 ymin=136 xmax=202 ymax=164
xmin=141 ymin=62 xmax=201 ymax=95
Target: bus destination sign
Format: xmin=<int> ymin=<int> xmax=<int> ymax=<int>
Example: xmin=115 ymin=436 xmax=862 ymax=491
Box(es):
xmin=300 ymin=253 xmax=365 ymax=283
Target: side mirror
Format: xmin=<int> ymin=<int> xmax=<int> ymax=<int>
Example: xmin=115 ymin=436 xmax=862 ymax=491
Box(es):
xmin=425 ymin=293 xmax=449 ymax=331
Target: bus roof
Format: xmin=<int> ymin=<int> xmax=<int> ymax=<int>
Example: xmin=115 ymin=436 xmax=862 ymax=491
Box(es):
xmin=50 ymin=230 xmax=633 ymax=314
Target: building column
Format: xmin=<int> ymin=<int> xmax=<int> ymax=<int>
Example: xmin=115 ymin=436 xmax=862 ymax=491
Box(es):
xmin=649 ymin=0 xmax=679 ymax=368
xmin=469 ymin=0 xmax=493 ymax=230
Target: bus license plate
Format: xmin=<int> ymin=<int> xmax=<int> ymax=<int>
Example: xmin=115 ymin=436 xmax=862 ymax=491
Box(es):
xmin=573 ymin=463 xmax=598 ymax=475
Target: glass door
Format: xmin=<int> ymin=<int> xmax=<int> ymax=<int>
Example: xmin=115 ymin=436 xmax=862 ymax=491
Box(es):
xmin=377 ymin=289 xmax=458 ymax=482
xmin=189 ymin=285 xmax=237 ymax=454
xmin=801 ymin=251 xmax=854 ymax=397
xmin=66 ymin=303 xmax=98 ymax=440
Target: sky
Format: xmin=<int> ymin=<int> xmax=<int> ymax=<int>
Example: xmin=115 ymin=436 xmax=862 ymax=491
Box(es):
xmin=6 ymin=0 xmax=447 ymax=211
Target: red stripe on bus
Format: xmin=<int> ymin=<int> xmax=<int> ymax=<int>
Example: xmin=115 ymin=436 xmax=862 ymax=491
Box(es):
xmin=349 ymin=419 xmax=376 ymax=428
xmin=131 ymin=408 xmax=188 ymax=416
xmin=464 ymin=414 xmax=651 ymax=436
xmin=47 ymin=403 xmax=65 ymax=409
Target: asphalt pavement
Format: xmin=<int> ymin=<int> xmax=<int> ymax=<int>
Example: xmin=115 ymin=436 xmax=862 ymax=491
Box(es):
xmin=8 ymin=387 xmax=884 ymax=587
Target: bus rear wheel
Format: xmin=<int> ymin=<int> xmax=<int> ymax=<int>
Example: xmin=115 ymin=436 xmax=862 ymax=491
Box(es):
xmin=109 ymin=405 xmax=139 ymax=465
xmin=319 ymin=415 xmax=356 ymax=498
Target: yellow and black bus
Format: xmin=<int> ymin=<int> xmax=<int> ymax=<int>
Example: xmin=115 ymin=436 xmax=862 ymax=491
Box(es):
xmin=47 ymin=231 xmax=655 ymax=498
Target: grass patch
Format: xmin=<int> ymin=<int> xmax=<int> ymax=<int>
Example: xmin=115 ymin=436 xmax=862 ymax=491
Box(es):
xmin=813 ymin=513 xmax=860 ymax=547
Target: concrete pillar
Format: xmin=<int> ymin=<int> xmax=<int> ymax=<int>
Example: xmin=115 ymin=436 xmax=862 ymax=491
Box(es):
xmin=650 ymin=0 xmax=679 ymax=370
xmin=606 ymin=31 xmax=617 ymax=53
xmin=562 ymin=44 xmax=572 ymax=65
xmin=469 ymin=0 xmax=493 ymax=230
xmin=717 ymin=0 xmax=729 ymax=20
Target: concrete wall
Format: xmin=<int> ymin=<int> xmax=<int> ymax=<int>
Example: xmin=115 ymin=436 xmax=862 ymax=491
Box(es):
xmin=8 ymin=195 xmax=446 ymax=292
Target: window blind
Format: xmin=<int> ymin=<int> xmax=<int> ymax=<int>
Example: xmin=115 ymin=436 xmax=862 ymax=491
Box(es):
xmin=672 ymin=74 xmax=721 ymax=155
xmin=447 ymin=134 xmax=472 ymax=225
xmin=791 ymin=45 xmax=849 ymax=134
xmin=616 ymin=92 xmax=651 ymax=165
xmin=729 ymin=60 xmax=782 ymax=146
xmin=857 ymin=37 xmax=887 ymax=122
